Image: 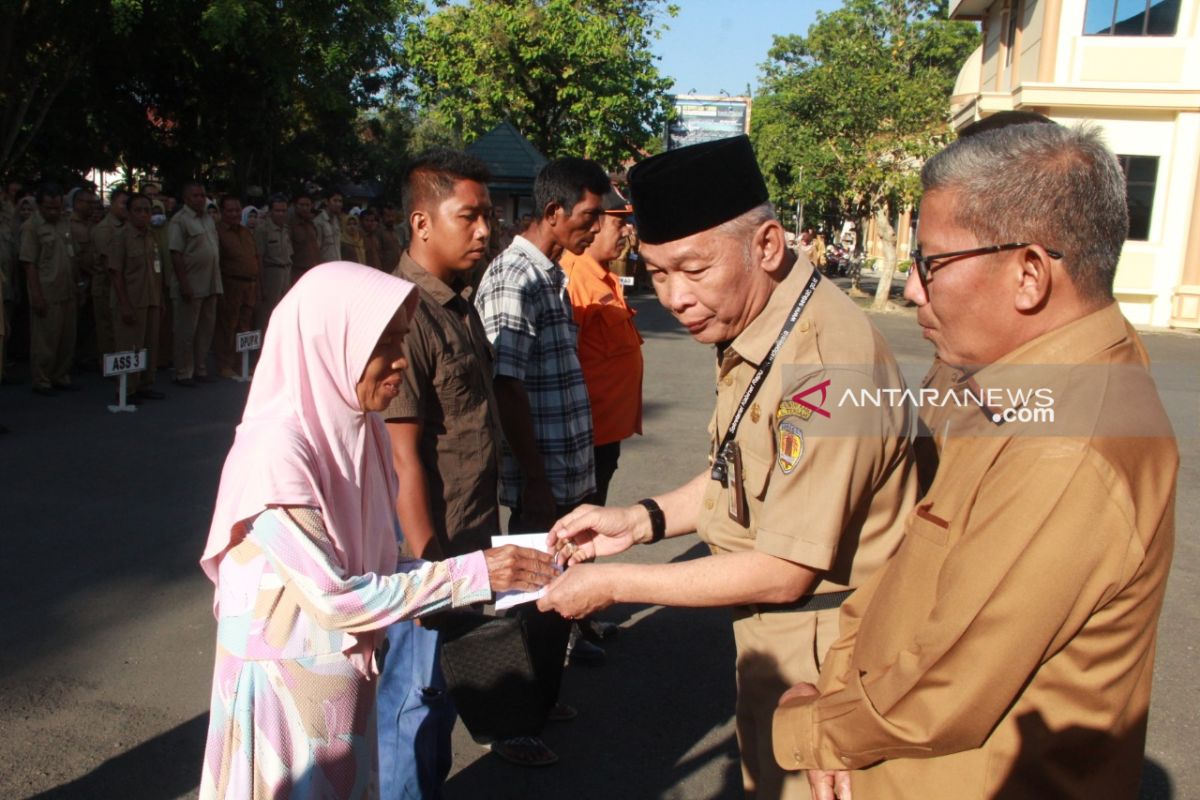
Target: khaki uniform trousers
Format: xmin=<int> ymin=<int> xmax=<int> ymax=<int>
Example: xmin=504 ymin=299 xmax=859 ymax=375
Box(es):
xmin=733 ymin=605 xmax=841 ymax=800
xmin=30 ymin=297 xmax=77 ymax=389
xmin=256 ymin=264 xmax=290 ymax=331
xmin=114 ymin=305 xmax=160 ymax=393
xmin=173 ymin=294 xmax=217 ymax=379
xmin=91 ymin=274 xmax=115 ymax=365
xmin=215 ymin=278 xmax=257 ymax=373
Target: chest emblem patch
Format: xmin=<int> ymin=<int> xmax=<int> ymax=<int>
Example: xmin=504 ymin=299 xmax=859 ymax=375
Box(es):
xmin=777 ymin=418 xmax=805 ymax=474
xmin=750 ymin=403 xmax=761 ymax=424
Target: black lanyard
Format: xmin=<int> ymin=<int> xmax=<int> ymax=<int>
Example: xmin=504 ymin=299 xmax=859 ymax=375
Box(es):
xmin=711 ymin=268 xmax=822 ymax=484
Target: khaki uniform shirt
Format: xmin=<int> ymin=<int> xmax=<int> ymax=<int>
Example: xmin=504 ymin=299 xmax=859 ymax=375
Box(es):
xmin=363 ymin=230 xmax=383 ymax=271
xmin=378 ymin=226 xmax=401 ymax=273
xmin=19 ymin=213 xmax=76 ymax=303
xmin=255 ymin=216 xmax=293 ymax=268
xmin=69 ymin=214 xmax=95 ymax=286
xmin=167 ymin=205 xmax=222 ymax=298
xmin=314 ymin=210 xmax=341 ymax=263
xmin=774 ymin=303 xmax=1177 ymax=800
xmin=290 ymin=217 xmax=320 ymax=275
xmin=383 ymin=253 xmax=502 ymax=557
xmin=217 ymin=221 xmax=260 ymax=279
xmin=698 ymin=261 xmax=915 ymax=588
xmin=92 ymin=214 xmax=124 ymax=297
xmin=109 ymin=224 xmax=164 ymax=309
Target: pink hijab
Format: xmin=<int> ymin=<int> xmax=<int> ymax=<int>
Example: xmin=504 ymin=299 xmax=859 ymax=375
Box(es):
xmin=201 ymin=261 xmax=418 ymax=667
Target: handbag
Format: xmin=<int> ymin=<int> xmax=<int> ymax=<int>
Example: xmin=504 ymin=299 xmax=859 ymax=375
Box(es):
xmin=434 ymin=610 xmax=549 ymax=743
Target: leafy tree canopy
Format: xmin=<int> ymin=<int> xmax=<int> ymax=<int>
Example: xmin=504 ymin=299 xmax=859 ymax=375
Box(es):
xmin=2 ymin=0 xmax=417 ymax=194
xmin=405 ymin=0 xmax=677 ymax=168
xmin=751 ymin=0 xmax=976 ymax=304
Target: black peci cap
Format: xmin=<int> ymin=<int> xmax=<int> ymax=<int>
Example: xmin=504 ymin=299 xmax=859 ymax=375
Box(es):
xmin=628 ymin=135 xmax=769 ymax=245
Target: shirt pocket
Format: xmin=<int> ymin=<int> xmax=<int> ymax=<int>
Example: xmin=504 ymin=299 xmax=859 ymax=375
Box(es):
xmin=907 ymin=502 xmax=951 ymax=546
xmin=594 ymin=303 xmax=642 ymax=356
xmin=434 ymin=352 xmax=485 ymax=414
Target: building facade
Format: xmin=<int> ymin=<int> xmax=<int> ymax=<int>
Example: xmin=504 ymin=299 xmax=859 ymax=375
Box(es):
xmin=949 ymin=0 xmax=1200 ymax=329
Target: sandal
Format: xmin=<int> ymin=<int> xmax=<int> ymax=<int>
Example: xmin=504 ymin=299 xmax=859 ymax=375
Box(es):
xmin=487 ymin=736 xmax=559 ymax=767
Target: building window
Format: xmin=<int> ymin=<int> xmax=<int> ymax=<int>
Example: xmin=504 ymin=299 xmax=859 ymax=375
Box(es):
xmin=1117 ymin=155 xmax=1157 ymax=241
xmin=1083 ymin=0 xmax=1179 ymax=35
xmin=1005 ymin=3 xmax=1020 ymax=66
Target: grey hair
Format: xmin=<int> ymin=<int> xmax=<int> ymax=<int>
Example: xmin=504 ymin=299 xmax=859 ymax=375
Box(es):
xmin=714 ymin=202 xmax=777 ymax=266
xmin=921 ymin=122 xmax=1127 ymax=301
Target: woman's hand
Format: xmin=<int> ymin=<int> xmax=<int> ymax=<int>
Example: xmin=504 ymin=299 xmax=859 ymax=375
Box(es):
xmin=482 ymin=545 xmax=558 ymax=593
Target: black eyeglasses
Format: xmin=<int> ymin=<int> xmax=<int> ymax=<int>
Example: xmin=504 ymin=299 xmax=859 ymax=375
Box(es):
xmin=910 ymin=242 xmax=1064 ymax=289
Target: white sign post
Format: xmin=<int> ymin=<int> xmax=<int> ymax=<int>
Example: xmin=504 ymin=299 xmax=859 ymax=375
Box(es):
xmin=103 ymin=349 xmax=148 ymax=413
xmin=235 ymin=330 xmax=262 ymax=382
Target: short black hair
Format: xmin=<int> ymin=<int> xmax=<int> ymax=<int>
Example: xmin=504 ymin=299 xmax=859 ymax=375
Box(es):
xmin=219 ymin=194 xmax=241 ymax=210
xmin=268 ymin=192 xmax=290 ymax=208
xmin=402 ymin=148 xmax=491 ymax=217
xmin=293 ymin=190 xmax=313 ymax=204
xmin=128 ymin=193 xmax=151 ymax=209
xmin=533 ymin=157 xmax=609 ymax=220
xmin=35 ymin=182 xmax=63 ymax=204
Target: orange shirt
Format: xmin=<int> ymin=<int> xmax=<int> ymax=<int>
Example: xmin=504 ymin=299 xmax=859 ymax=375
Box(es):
xmin=560 ymin=250 xmax=643 ymax=446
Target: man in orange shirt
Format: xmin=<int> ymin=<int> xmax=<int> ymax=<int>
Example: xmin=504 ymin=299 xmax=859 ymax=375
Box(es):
xmin=560 ymin=189 xmax=643 ymax=505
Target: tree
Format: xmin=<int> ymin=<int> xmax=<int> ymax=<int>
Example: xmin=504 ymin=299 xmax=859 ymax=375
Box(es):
xmin=1 ymin=1 xmax=418 ymax=194
xmin=752 ymin=0 xmax=977 ymax=308
xmin=405 ymin=0 xmax=677 ymax=168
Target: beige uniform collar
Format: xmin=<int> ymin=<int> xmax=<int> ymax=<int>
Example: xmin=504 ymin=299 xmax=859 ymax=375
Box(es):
xmin=961 ymin=302 xmax=1131 ymax=422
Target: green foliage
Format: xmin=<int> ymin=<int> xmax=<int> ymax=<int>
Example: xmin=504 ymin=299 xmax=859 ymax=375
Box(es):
xmin=405 ymin=0 xmax=677 ymax=168
xmin=751 ymin=0 xmax=976 ymax=306
xmin=1 ymin=0 xmax=418 ymax=194
xmin=752 ymin=0 xmax=976 ymax=220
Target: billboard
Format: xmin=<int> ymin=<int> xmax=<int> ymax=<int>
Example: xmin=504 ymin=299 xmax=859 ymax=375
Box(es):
xmin=666 ymin=95 xmax=752 ymax=150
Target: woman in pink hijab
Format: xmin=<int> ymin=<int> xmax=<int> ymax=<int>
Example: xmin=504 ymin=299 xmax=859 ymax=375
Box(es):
xmin=198 ymin=262 xmax=554 ymax=799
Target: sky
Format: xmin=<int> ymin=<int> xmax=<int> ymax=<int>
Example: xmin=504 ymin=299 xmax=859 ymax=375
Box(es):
xmin=652 ymin=0 xmax=843 ymax=97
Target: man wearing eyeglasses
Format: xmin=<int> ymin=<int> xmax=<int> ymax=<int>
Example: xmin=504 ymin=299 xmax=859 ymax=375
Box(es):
xmin=773 ymin=121 xmax=1178 ymax=800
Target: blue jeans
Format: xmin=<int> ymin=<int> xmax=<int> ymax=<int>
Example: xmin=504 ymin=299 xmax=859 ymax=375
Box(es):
xmin=377 ymin=620 xmax=456 ymax=800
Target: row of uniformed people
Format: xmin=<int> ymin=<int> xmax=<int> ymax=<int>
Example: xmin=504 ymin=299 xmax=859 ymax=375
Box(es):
xmin=1 ymin=182 xmax=409 ymax=403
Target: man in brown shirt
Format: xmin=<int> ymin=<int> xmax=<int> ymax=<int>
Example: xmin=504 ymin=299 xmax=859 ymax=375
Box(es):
xmin=378 ymin=203 xmax=402 ymax=273
xmin=168 ymin=180 xmax=222 ymax=385
xmin=108 ymin=193 xmax=165 ymax=399
xmin=214 ymin=195 xmax=260 ymax=378
xmin=20 ymin=184 xmax=78 ymax=394
xmin=314 ymin=190 xmax=343 ymax=263
xmin=92 ymin=188 xmax=129 ymax=365
xmin=289 ymin=192 xmax=320 ymax=284
xmin=540 ymin=136 xmax=917 ymax=799
xmin=376 ymin=149 xmax=503 ymax=797
xmin=772 ymin=123 xmax=1178 ymax=800
xmin=359 ymin=206 xmax=384 ymax=270
xmin=67 ymin=189 xmax=97 ymax=367
xmin=254 ymin=194 xmax=292 ymax=330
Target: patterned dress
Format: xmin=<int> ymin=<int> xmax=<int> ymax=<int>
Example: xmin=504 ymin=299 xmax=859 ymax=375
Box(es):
xmin=200 ymin=507 xmax=491 ymax=799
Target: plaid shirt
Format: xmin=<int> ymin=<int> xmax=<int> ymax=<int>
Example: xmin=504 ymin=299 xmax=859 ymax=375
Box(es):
xmin=476 ymin=236 xmax=595 ymax=508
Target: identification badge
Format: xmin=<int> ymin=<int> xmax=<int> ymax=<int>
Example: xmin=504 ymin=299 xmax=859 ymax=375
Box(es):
xmin=725 ymin=441 xmax=749 ymax=526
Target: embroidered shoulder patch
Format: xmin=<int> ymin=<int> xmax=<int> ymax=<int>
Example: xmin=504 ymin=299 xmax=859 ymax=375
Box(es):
xmin=777 ymin=417 xmax=805 ymax=474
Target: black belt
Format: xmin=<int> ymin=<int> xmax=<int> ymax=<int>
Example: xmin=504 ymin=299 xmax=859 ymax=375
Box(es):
xmin=222 ymin=274 xmax=257 ymax=283
xmin=746 ymin=588 xmax=855 ymax=615
xmin=264 ymin=262 xmax=291 ymax=269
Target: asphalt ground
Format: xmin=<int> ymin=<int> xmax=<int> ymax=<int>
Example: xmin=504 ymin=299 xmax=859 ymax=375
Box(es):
xmin=0 ymin=276 xmax=1195 ymax=799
